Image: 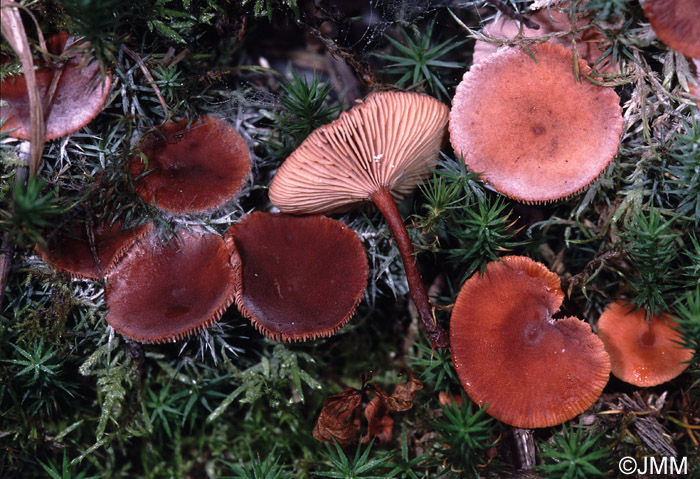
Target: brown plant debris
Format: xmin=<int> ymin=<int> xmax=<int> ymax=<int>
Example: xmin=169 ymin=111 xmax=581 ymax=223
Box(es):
xmin=313 ymin=371 xmax=423 ymax=447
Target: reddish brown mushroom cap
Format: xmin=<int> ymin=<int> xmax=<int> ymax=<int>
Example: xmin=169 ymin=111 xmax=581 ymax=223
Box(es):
xmin=225 ymin=212 xmax=368 ymax=342
xmin=38 ymin=220 xmax=152 ymax=280
xmin=269 ymin=91 xmax=449 ymax=214
xmin=450 ymin=43 xmax=623 ymax=203
xmin=473 ymin=9 xmax=614 ymax=72
xmin=105 ymin=227 xmax=236 ymax=343
xmin=597 ymin=301 xmax=693 ymax=386
xmin=643 ymin=0 xmax=700 ymax=58
xmin=0 ymin=33 xmax=112 ymax=140
xmin=450 ymin=256 xmax=611 ymax=428
xmin=268 ymin=91 xmax=450 ymax=348
xmin=130 ymin=116 xmax=251 ymax=214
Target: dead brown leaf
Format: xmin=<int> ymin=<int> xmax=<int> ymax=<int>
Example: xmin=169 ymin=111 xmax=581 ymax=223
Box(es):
xmin=362 ymin=397 xmax=393 ymax=444
xmin=312 ymin=387 xmax=363 ymax=448
xmin=385 ymin=370 xmax=423 ymax=412
xmin=313 ymin=371 xmax=423 ymax=447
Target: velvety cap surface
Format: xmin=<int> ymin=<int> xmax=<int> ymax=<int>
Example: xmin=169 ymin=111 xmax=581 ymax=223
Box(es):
xmin=39 ymin=220 xmax=151 ymax=279
xmin=130 ymin=116 xmax=250 ymax=214
xmin=598 ymin=301 xmax=693 ymax=386
xmin=643 ymin=0 xmax=700 ymax=58
xmin=450 ymin=43 xmax=623 ymax=203
xmin=0 ymin=33 xmax=112 ymax=140
xmin=269 ymin=91 xmax=449 ymax=214
xmin=225 ymin=212 xmax=368 ymax=341
xmin=105 ymin=228 xmax=236 ymax=343
xmin=450 ymin=256 xmax=611 ymax=428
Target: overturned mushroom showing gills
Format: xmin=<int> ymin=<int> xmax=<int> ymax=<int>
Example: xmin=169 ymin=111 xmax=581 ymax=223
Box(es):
xmin=643 ymin=0 xmax=700 ymax=58
xmin=105 ymin=227 xmax=236 ymax=343
xmin=269 ymin=91 xmax=449 ymax=347
xmin=39 ymin=220 xmax=151 ymax=280
xmin=450 ymin=256 xmax=611 ymax=428
xmin=0 ymin=32 xmax=112 ymax=140
xmin=225 ymin=212 xmax=368 ymax=342
xmin=450 ymin=43 xmax=623 ymax=203
xmin=597 ymin=301 xmax=693 ymax=387
xmin=129 ymin=116 xmax=251 ymax=214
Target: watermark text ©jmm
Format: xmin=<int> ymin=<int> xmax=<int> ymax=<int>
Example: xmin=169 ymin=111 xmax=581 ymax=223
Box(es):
xmin=618 ymin=456 xmax=688 ymax=475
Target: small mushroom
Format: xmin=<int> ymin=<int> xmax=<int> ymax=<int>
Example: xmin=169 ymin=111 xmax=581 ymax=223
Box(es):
xmin=450 ymin=43 xmax=623 ymax=203
xmin=473 ymin=8 xmax=614 ymax=73
xmin=224 ymin=212 xmax=368 ymax=342
xmin=0 ymin=32 xmax=112 ymax=141
xmin=269 ymin=91 xmax=450 ymax=347
xmin=38 ymin=219 xmax=151 ymax=280
xmin=597 ymin=301 xmax=693 ymax=387
xmin=450 ymin=256 xmax=610 ymax=428
xmin=129 ymin=116 xmax=251 ymax=214
xmin=643 ymin=0 xmax=700 ymax=58
xmin=105 ymin=227 xmax=236 ymax=343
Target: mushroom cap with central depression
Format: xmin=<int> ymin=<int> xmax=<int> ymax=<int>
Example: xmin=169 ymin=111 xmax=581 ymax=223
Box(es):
xmin=597 ymin=301 xmax=694 ymax=386
xmin=129 ymin=116 xmax=250 ymax=214
xmin=450 ymin=256 xmax=611 ymax=428
xmin=225 ymin=212 xmax=368 ymax=342
xmin=450 ymin=43 xmax=623 ymax=203
xmin=105 ymin=228 xmax=236 ymax=343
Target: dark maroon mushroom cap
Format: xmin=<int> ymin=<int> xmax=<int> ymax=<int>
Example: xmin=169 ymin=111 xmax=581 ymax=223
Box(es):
xmin=0 ymin=32 xmax=112 ymax=141
xmin=225 ymin=212 xmax=368 ymax=342
xmin=105 ymin=227 xmax=236 ymax=343
xmin=129 ymin=116 xmax=251 ymax=214
xmin=38 ymin=220 xmax=151 ymax=280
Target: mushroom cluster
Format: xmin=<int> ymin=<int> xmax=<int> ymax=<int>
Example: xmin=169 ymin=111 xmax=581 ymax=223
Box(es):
xmin=269 ymin=90 xmax=450 ymax=347
xmin=24 ymin=94 xmax=372 ymax=344
xmin=99 ymin=212 xmax=369 ymax=343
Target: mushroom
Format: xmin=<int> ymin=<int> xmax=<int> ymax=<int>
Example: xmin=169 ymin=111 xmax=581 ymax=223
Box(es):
xmin=450 ymin=43 xmax=623 ymax=204
xmin=105 ymin=227 xmax=236 ymax=343
xmin=38 ymin=219 xmax=152 ymax=280
xmin=473 ymin=8 xmax=614 ymax=73
xmin=0 ymin=32 xmax=112 ymax=141
xmin=450 ymin=256 xmax=611 ymax=428
xmin=129 ymin=115 xmax=251 ymax=214
xmin=269 ymin=91 xmax=450 ymax=347
xmin=643 ymin=0 xmax=700 ymax=58
xmin=224 ymin=212 xmax=368 ymax=342
xmin=597 ymin=301 xmax=693 ymax=387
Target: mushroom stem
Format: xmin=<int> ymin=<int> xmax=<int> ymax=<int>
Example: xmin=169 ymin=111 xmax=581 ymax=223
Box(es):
xmin=371 ymin=188 xmax=448 ymax=349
